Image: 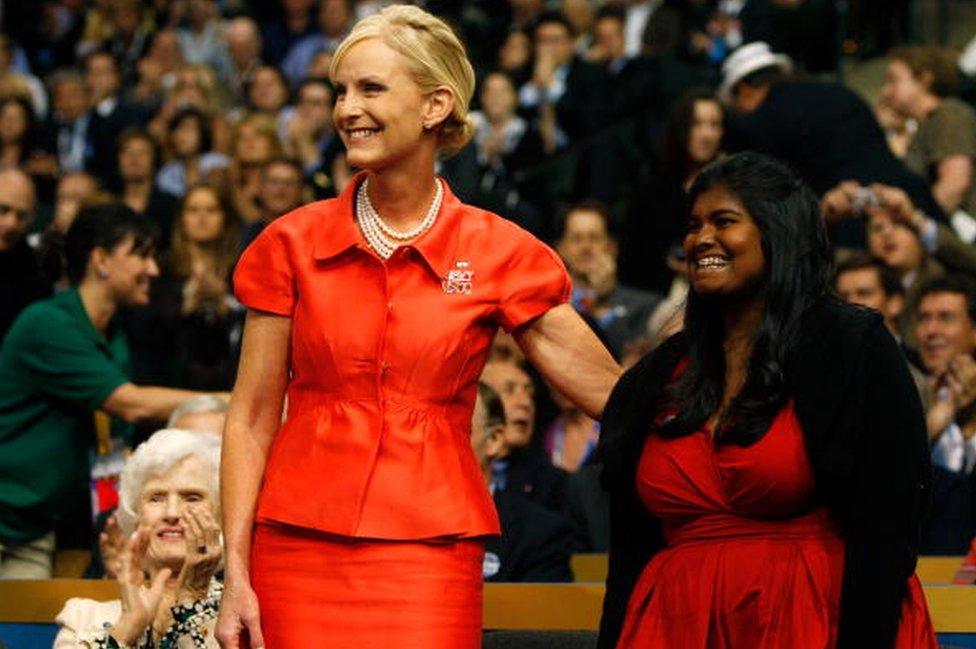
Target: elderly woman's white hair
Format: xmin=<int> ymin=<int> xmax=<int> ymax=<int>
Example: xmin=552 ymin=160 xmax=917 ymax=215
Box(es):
xmin=116 ymin=429 xmax=221 ymax=535
xmin=166 ymin=394 xmax=229 ymax=428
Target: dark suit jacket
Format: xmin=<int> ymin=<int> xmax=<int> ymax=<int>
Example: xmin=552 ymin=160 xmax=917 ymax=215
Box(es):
xmin=484 ymin=489 xmax=574 ymax=583
xmin=87 ymin=99 xmax=144 ymax=184
xmin=728 ymin=81 xmax=944 ymax=224
xmin=596 ymin=297 xmax=931 ymax=649
xmin=520 ymin=56 xmax=609 ymax=143
xmin=503 ymin=450 xmax=569 ymax=515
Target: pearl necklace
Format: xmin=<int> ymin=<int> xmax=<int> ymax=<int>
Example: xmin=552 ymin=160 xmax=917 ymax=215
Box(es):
xmin=356 ymin=177 xmax=443 ymax=259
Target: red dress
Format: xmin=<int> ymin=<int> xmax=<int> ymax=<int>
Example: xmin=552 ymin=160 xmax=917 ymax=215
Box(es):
xmin=617 ymin=402 xmax=937 ymax=649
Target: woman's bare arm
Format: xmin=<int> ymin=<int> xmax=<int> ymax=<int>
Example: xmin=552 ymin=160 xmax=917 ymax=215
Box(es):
xmin=515 ymin=304 xmax=621 ymax=420
xmin=221 ymin=310 xmax=290 ymax=581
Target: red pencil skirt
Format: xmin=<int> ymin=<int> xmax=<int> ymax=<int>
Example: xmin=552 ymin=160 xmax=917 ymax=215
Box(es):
xmin=250 ymin=522 xmax=485 ymax=649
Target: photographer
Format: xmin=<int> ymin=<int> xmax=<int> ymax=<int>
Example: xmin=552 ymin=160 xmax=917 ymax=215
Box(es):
xmin=822 ymin=181 xmax=976 ymax=344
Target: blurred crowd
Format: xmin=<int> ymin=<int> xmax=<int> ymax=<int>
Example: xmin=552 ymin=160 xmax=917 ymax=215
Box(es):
xmin=1 ymin=0 xmax=976 ymax=603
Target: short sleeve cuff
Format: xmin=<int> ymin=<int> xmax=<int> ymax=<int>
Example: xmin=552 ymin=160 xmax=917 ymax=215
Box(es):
xmin=89 ymin=374 xmax=131 ymax=412
xmin=233 ymin=227 xmax=297 ymax=316
xmin=497 ymin=244 xmax=572 ymax=333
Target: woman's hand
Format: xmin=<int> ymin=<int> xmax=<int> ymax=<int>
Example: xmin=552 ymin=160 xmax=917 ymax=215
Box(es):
xmin=111 ymin=526 xmax=172 ymax=646
xmin=215 ymin=578 xmax=266 ymax=649
xmin=175 ymin=503 xmax=223 ymax=605
xmin=99 ymin=514 xmax=127 ymax=579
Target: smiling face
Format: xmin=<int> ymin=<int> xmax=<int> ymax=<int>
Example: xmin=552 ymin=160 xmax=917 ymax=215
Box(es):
xmin=332 ymin=38 xmax=434 ymax=171
xmin=96 ymin=235 xmax=159 ymax=305
xmin=140 ymin=457 xmax=215 ymax=570
xmin=684 ymin=184 xmax=767 ymax=298
xmin=917 ymin=291 xmax=976 ymax=374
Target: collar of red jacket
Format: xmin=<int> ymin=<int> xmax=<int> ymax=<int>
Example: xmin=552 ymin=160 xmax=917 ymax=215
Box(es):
xmin=312 ymin=171 xmax=462 ymax=279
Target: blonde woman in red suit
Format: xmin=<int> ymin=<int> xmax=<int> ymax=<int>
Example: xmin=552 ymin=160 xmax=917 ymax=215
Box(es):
xmin=214 ymin=6 xmax=620 ymax=649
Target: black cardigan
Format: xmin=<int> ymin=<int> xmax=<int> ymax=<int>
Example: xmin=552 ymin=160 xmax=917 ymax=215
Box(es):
xmin=596 ymin=297 xmax=931 ymax=649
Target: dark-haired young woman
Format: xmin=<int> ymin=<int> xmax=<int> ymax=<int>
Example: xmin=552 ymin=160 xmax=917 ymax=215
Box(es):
xmin=618 ymin=88 xmax=725 ymax=294
xmin=0 ymin=204 xmax=222 ymax=578
xmin=598 ymin=152 xmax=937 ymax=649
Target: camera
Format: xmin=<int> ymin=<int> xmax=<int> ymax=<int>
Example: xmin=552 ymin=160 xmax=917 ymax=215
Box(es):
xmin=850 ymin=187 xmax=880 ymax=216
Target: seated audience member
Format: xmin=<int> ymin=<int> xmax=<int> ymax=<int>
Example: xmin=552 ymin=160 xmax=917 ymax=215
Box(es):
xmin=246 ymin=66 xmax=291 ymax=122
xmin=480 ymin=359 xmax=568 ymax=514
xmin=620 ymin=88 xmax=725 ymax=293
xmin=117 ymin=129 xmax=178 ymax=252
xmin=128 ymin=29 xmax=184 ymax=113
xmin=177 ymin=0 xmax=232 ymax=81
xmin=42 ymin=69 xmax=90 ymax=175
xmin=226 ymin=114 xmax=283 ymax=225
xmin=259 ymin=0 xmax=318 ymax=67
xmin=0 ymin=169 xmax=48 ymax=340
xmin=221 ymin=18 xmax=263 ymax=105
xmin=86 ymin=396 xmax=229 ymax=580
xmin=84 ymin=50 xmax=143 ymax=184
xmin=241 ymin=158 xmax=306 ymax=247
xmin=833 ymin=252 xmax=927 ymax=400
xmin=0 ymin=96 xmax=55 ymax=184
xmin=473 ymin=382 xmax=573 ymax=583
xmin=156 ymin=107 xmax=230 ymax=198
xmin=442 ymin=70 xmax=549 ymax=237
xmin=0 ymin=204 xmax=223 ymax=578
xmin=281 ymin=0 xmax=353 ymax=84
xmin=50 ymin=171 xmax=100 ymax=235
xmin=833 ymin=252 xmax=907 ymax=339
xmin=823 ymin=181 xmax=976 ymax=343
xmin=128 ymin=184 xmax=243 ymax=391
xmin=519 ymin=11 xmax=608 ymax=152
xmin=883 ymin=45 xmax=976 ymax=223
xmin=148 ymin=65 xmax=230 ymax=156
xmin=281 ymin=78 xmax=343 ymax=198
xmin=498 ymin=30 xmax=532 ymax=88
xmin=0 ymin=34 xmax=47 ymax=119
xmin=721 ymin=41 xmax=945 ymax=245
xmin=557 ymin=201 xmax=660 ymax=359
xmin=914 ymin=275 xmax=976 ymax=553
xmin=55 ymin=429 xmax=223 ymax=647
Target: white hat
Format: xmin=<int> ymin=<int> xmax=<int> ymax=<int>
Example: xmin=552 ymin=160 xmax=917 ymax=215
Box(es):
xmin=718 ymin=42 xmax=793 ymax=105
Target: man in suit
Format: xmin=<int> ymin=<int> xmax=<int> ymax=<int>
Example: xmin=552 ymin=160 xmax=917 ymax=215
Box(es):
xmin=557 ymin=201 xmax=661 ymax=360
xmin=472 ymin=382 xmax=573 ymax=583
xmin=518 ymin=10 xmax=609 ymax=150
xmin=912 ymin=275 xmax=976 ymax=553
xmin=84 ymin=51 xmax=143 ymax=185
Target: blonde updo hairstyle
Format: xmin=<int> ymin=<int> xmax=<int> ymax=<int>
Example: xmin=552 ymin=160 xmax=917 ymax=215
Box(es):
xmin=329 ymin=5 xmax=475 ymax=156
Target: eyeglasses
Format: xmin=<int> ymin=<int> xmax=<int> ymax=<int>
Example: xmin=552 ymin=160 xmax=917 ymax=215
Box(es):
xmin=0 ymin=203 xmax=31 ymax=221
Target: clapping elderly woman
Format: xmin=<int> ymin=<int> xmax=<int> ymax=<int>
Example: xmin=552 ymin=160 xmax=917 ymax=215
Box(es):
xmin=55 ymin=429 xmax=223 ymax=648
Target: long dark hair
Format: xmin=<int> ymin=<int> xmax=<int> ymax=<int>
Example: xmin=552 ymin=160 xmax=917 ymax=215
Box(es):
xmin=661 ymin=88 xmax=725 ymax=183
xmin=659 ymin=152 xmax=831 ymax=445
